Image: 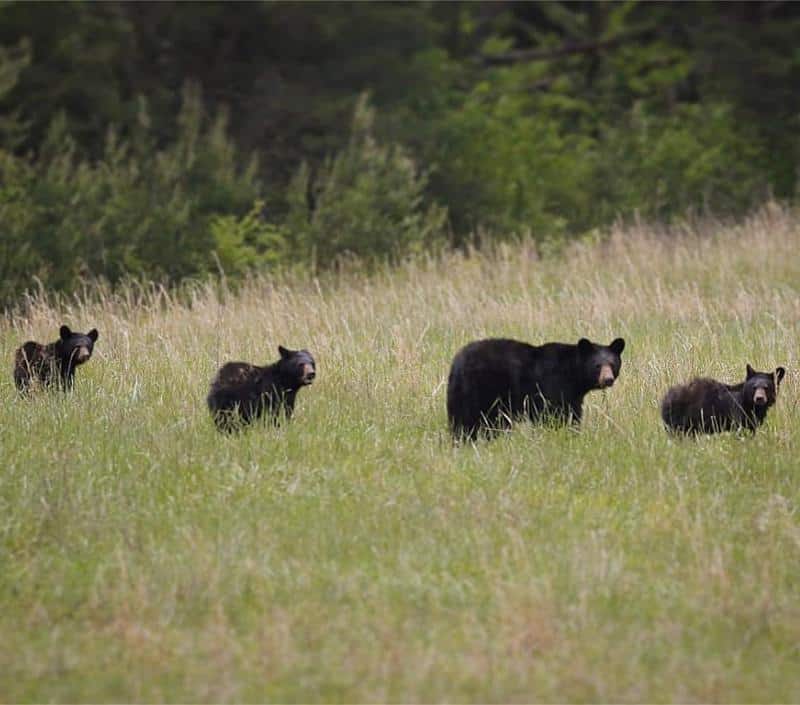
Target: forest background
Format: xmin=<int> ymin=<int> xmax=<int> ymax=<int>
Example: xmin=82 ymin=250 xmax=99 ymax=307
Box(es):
xmin=1 ymin=1 xmax=799 ymax=306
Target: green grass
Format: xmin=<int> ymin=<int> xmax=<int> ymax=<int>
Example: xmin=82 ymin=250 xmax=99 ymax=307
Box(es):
xmin=1 ymin=206 xmax=799 ymax=702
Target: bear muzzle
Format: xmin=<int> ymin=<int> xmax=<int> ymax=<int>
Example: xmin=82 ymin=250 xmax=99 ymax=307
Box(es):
xmin=301 ymin=363 xmax=316 ymax=384
xmin=598 ymin=364 xmax=616 ymax=388
xmin=753 ymin=388 xmax=768 ymax=406
xmin=73 ymin=346 xmax=92 ymax=364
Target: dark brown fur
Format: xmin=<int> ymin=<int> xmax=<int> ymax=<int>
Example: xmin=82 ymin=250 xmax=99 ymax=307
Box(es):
xmin=207 ymin=346 xmax=316 ymax=432
xmin=661 ymin=365 xmax=785 ymax=434
xmin=13 ymin=325 xmax=98 ymax=392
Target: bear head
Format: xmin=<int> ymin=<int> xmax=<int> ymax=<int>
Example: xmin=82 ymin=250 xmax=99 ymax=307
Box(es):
xmin=577 ymin=337 xmax=625 ymax=390
xmin=277 ymin=345 xmax=316 ymax=388
xmin=59 ymin=325 xmax=99 ymax=366
xmin=743 ymin=364 xmax=785 ymax=409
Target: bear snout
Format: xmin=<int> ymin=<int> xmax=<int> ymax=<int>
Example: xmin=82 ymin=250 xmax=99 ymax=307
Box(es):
xmin=301 ymin=363 xmax=316 ymax=384
xmin=753 ymin=388 xmax=768 ymax=406
xmin=598 ymin=364 xmax=616 ymax=388
xmin=73 ymin=346 xmax=92 ymax=363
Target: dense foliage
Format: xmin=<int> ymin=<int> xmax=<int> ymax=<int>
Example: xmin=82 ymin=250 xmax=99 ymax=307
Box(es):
xmin=1 ymin=2 xmax=798 ymax=303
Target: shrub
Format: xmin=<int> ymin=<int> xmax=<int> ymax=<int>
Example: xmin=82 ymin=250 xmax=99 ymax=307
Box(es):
xmin=209 ymin=201 xmax=288 ymax=277
xmin=593 ymin=102 xmax=770 ymax=223
xmin=284 ymin=95 xmax=447 ymax=268
xmin=0 ymin=83 xmax=276 ymax=305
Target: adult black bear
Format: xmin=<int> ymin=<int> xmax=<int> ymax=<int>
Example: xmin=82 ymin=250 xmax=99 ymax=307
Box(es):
xmin=661 ymin=364 xmax=785 ymax=434
xmin=447 ymin=336 xmax=625 ymax=440
xmin=207 ymin=346 xmax=316 ymax=432
xmin=13 ymin=325 xmax=99 ymax=392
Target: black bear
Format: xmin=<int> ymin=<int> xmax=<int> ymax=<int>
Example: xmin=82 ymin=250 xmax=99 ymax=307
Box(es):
xmin=207 ymin=346 xmax=316 ymax=432
xmin=447 ymin=336 xmax=625 ymax=439
xmin=13 ymin=325 xmax=99 ymax=392
xmin=661 ymin=364 xmax=785 ymax=435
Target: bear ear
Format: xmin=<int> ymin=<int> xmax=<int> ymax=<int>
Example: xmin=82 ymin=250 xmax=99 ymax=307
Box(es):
xmin=59 ymin=325 xmax=72 ymax=340
xmin=746 ymin=364 xmax=756 ymax=379
xmin=88 ymin=328 xmax=98 ymax=342
xmin=577 ymin=338 xmax=594 ymax=356
xmin=278 ymin=345 xmax=291 ymax=359
xmin=609 ymin=338 xmax=625 ymax=355
xmin=775 ymin=367 xmax=786 ymax=385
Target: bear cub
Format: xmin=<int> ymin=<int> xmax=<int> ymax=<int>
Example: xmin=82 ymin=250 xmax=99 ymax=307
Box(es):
xmin=14 ymin=325 xmax=99 ymax=392
xmin=661 ymin=364 xmax=785 ymax=435
xmin=208 ymin=345 xmax=316 ymax=432
xmin=447 ymin=336 xmax=625 ymax=440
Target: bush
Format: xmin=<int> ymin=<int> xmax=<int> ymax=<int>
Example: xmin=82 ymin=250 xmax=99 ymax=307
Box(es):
xmin=392 ymin=44 xmax=772 ymax=241
xmin=284 ymin=95 xmax=447 ymax=268
xmin=594 ymin=102 xmax=770 ymax=222
xmin=0 ymin=83 xmax=280 ymax=304
xmin=209 ymin=201 xmax=288 ymax=277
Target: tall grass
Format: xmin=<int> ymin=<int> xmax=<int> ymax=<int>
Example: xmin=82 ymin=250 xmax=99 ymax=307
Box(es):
xmin=1 ymin=204 xmax=799 ymax=702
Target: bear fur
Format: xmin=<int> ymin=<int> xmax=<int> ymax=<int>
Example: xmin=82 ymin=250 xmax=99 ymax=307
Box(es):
xmin=447 ymin=336 xmax=625 ymax=439
xmin=13 ymin=325 xmax=99 ymax=392
xmin=207 ymin=346 xmax=316 ymax=432
xmin=661 ymin=364 xmax=785 ymax=434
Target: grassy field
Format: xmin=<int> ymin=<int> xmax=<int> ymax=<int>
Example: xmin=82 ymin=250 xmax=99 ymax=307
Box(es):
xmin=1 ymin=205 xmax=799 ymax=702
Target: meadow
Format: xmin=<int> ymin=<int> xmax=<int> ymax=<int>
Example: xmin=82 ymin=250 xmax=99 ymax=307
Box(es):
xmin=1 ymin=205 xmax=799 ymax=702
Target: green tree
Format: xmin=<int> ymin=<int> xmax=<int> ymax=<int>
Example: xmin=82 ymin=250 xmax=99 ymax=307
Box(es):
xmin=0 ymin=83 xmax=277 ymax=304
xmin=285 ymin=96 xmax=446 ymax=267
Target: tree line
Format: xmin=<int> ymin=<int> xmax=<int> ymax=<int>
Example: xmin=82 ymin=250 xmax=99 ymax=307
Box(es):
xmin=1 ymin=1 xmax=798 ymax=305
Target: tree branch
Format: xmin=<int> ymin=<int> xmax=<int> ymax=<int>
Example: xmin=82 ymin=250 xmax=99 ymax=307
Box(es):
xmin=478 ymin=30 xmax=648 ymax=67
